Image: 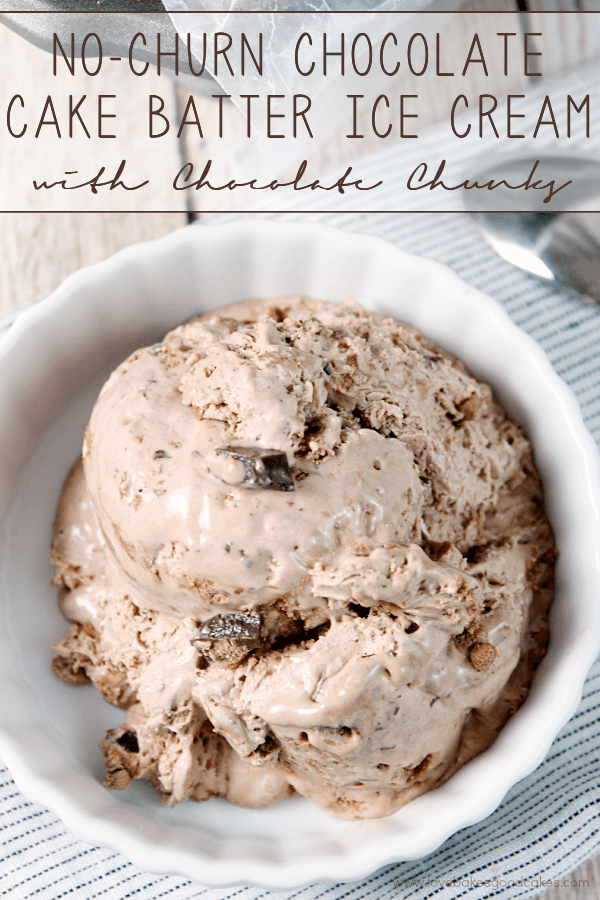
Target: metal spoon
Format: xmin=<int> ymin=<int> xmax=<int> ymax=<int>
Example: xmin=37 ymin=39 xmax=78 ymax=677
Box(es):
xmin=464 ymin=155 xmax=600 ymax=303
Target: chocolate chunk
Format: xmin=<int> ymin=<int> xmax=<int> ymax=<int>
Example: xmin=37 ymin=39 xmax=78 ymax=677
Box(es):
xmin=192 ymin=612 xmax=262 ymax=649
xmin=192 ymin=612 xmax=264 ymax=667
xmin=115 ymin=730 xmax=139 ymax=753
xmin=153 ymin=450 xmax=171 ymax=459
xmin=216 ymin=447 xmax=294 ymax=491
xmin=348 ymin=602 xmax=370 ymax=619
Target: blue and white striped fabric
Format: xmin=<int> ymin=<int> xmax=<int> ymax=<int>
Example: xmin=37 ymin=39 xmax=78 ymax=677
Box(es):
xmin=2 ymin=63 xmax=600 ymax=900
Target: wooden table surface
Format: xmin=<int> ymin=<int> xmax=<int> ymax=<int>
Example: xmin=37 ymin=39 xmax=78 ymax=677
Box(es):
xmin=1 ymin=2 xmax=599 ymax=896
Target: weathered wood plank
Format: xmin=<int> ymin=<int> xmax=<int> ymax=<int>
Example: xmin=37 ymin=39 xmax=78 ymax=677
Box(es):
xmin=537 ymin=854 xmax=600 ymax=900
xmin=0 ymin=19 xmax=187 ymax=312
xmin=528 ymin=1 xmax=600 ymax=76
xmin=0 ymin=212 xmax=186 ymax=315
xmin=0 ymin=24 xmax=188 ymax=211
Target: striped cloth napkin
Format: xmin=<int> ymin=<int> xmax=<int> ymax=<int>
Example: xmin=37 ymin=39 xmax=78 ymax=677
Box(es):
xmin=1 ymin=60 xmax=600 ymax=900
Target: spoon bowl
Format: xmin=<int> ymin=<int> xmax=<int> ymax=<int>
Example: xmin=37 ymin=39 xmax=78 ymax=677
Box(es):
xmin=465 ymin=154 xmax=600 ymax=302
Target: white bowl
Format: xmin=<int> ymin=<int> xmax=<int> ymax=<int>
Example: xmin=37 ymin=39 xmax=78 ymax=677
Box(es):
xmin=0 ymin=220 xmax=599 ymax=889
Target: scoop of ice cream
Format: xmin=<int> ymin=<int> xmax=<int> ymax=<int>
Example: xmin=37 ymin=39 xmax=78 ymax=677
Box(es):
xmin=82 ymin=298 xmax=529 ymax=621
xmin=51 ymin=297 xmax=554 ymax=819
xmin=82 ymin=300 xmax=431 ymax=620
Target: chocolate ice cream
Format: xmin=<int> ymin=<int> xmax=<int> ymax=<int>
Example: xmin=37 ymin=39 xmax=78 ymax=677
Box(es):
xmin=51 ymin=298 xmax=554 ymax=818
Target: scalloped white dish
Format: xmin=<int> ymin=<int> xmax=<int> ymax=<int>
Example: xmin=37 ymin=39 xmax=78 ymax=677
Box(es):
xmin=0 ymin=220 xmax=599 ymax=889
